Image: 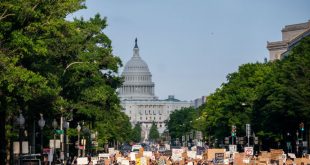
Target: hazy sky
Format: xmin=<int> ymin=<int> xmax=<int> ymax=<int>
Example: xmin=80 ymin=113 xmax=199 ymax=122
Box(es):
xmin=68 ymin=0 xmax=310 ymax=101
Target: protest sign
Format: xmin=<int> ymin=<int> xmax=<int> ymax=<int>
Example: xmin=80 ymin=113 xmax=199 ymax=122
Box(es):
xmin=187 ymin=151 xmax=197 ymax=159
xmin=206 ymin=148 xmax=226 ymax=161
xmin=77 ymin=157 xmax=88 ymax=165
xmin=244 ymin=147 xmax=253 ymax=156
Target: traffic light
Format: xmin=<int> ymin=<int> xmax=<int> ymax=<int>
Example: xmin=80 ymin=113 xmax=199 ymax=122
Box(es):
xmin=300 ymin=122 xmax=304 ymax=132
xmin=231 ymin=125 xmax=236 ymax=137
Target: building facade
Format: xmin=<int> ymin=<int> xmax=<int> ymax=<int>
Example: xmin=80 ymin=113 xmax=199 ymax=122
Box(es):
xmin=193 ymin=96 xmax=208 ymax=109
xmin=267 ymin=20 xmax=310 ymax=61
xmin=119 ymin=38 xmax=193 ymax=141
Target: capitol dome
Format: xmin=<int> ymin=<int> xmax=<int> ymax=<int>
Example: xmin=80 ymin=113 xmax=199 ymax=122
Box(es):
xmin=123 ymin=53 xmax=150 ymax=73
xmin=119 ymin=38 xmax=157 ymax=100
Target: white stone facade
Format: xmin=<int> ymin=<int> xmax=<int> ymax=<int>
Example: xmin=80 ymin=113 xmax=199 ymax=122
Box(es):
xmin=121 ymin=97 xmax=192 ymax=141
xmin=267 ymin=21 xmax=310 ymax=61
xmin=118 ymin=39 xmax=192 ymax=141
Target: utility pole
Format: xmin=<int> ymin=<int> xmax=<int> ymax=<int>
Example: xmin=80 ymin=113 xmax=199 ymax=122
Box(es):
xmin=246 ymin=124 xmax=251 ymax=147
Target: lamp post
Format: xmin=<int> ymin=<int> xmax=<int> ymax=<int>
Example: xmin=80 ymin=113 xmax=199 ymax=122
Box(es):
xmin=299 ymin=122 xmax=304 ymax=154
xmin=82 ymin=125 xmax=89 ymax=157
xmin=16 ymin=112 xmax=25 ymax=165
xmin=52 ymin=119 xmax=58 ymax=163
xmin=95 ymin=131 xmax=98 ymax=154
xmin=296 ymin=131 xmax=299 ymax=156
xmin=76 ymin=123 xmax=81 ymax=157
xmin=63 ymin=121 xmax=69 ymax=163
xmin=37 ymin=114 xmax=45 ymax=157
xmin=91 ymin=132 xmax=96 ymax=156
xmin=286 ymin=133 xmax=292 ymax=153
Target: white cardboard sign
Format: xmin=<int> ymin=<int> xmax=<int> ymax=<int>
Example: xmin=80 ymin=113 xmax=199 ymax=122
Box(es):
xmin=244 ymin=147 xmax=253 ymax=156
xmin=77 ymin=157 xmax=88 ymax=165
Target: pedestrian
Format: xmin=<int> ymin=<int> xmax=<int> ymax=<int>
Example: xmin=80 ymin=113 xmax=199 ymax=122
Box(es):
xmin=72 ymin=156 xmax=77 ymax=165
xmin=66 ymin=156 xmax=72 ymax=165
xmin=87 ymin=155 xmax=93 ymax=165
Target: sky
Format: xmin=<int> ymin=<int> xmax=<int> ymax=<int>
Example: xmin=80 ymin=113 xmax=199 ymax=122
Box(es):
xmin=68 ymin=0 xmax=310 ymax=101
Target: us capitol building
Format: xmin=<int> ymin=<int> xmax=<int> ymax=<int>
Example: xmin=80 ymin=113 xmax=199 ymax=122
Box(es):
xmin=118 ymin=38 xmax=193 ymax=140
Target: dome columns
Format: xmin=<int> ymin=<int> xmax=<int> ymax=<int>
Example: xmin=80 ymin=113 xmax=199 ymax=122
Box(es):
xmin=119 ymin=38 xmax=157 ymax=100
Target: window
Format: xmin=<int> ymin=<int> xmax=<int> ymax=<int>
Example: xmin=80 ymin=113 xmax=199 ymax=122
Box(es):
xmin=140 ymin=117 xmax=142 ymax=120
xmin=160 ymin=124 xmax=162 ymax=128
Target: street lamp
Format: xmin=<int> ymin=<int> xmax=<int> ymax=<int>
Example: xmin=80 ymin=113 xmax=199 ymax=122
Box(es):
xmin=16 ymin=112 xmax=25 ymax=165
xmin=286 ymin=133 xmax=292 ymax=153
xmin=76 ymin=123 xmax=81 ymax=157
xmin=296 ymin=131 xmax=299 ymax=156
xmin=95 ymin=131 xmax=98 ymax=154
xmin=90 ymin=131 xmax=97 ymax=155
xmin=37 ymin=114 xmax=45 ymax=155
xmin=52 ymin=119 xmax=58 ymax=163
xmin=82 ymin=125 xmax=90 ymax=157
xmin=63 ymin=121 xmax=69 ymax=162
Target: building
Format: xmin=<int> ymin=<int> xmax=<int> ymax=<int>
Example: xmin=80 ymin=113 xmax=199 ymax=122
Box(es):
xmin=119 ymin=38 xmax=193 ymax=141
xmin=193 ymin=96 xmax=208 ymax=109
xmin=267 ymin=20 xmax=310 ymax=61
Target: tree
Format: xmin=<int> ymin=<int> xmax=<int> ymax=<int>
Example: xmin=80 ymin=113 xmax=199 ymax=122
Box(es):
xmin=197 ymin=62 xmax=272 ymax=141
xmin=166 ymin=107 xmax=197 ymax=140
xmin=132 ymin=123 xmax=142 ymax=142
xmin=196 ymin=37 xmax=309 ymax=149
xmin=253 ymin=36 xmax=310 ymax=148
xmin=149 ymin=122 xmax=160 ymax=142
xmin=0 ymin=1 xmax=131 ymax=163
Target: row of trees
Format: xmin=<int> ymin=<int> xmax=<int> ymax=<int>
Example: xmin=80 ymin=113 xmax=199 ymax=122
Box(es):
xmin=0 ymin=1 xmax=135 ymax=163
xmin=131 ymin=122 xmax=160 ymax=143
xmin=166 ymin=37 xmax=309 ymax=150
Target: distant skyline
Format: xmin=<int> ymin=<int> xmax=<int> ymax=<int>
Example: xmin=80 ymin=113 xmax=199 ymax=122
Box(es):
xmin=68 ymin=0 xmax=310 ymax=101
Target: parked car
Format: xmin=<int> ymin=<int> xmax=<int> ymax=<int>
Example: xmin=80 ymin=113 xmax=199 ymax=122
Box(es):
xmin=120 ymin=144 xmax=132 ymax=155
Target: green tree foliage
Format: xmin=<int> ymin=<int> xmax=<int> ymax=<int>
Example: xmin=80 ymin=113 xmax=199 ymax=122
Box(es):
xmin=253 ymin=37 xmax=310 ymax=140
xmin=132 ymin=123 xmax=142 ymax=142
xmin=166 ymin=107 xmax=197 ymax=139
xmin=0 ymin=1 xmax=132 ymax=163
xmin=149 ymin=122 xmax=160 ymax=141
xmin=192 ymin=62 xmax=272 ymax=143
xmin=195 ymin=37 xmax=309 ymax=148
